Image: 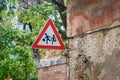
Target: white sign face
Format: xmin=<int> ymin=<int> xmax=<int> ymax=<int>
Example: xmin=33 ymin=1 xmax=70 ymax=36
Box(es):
xmin=38 ymin=25 xmax=60 ymax=46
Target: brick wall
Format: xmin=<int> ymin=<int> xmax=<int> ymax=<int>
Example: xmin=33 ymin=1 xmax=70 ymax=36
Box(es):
xmin=67 ymin=0 xmax=120 ymax=80
xmin=37 ymin=56 xmax=67 ymax=80
xmin=38 ymin=64 xmax=67 ymax=80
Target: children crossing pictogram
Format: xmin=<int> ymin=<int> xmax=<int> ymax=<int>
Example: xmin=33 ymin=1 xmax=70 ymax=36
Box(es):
xmin=42 ymin=33 xmax=57 ymax=44
xmin=31 ymin=19 xmax=65 ymax=50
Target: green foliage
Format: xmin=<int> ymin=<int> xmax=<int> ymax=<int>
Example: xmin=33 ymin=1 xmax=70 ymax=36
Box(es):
xmin=0 ymin=0 xmax=66 ymax=79
xmin=0 ymin=0 xmax=6 ymax=11
xmin=16 ymin=0 xmax=62 ymax=33
xmin=64 ymin=0 xmax=67 ymax=6
xmin=0 ymin=19 xmax=37 ymax=79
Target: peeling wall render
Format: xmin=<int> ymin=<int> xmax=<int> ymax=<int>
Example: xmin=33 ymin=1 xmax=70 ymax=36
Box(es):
xmin=67 ymin=0 xmax=120 ymax=80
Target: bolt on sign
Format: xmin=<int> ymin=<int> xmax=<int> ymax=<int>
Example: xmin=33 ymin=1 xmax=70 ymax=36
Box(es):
xmin=31 ymin=19 xmax=65 ymax=50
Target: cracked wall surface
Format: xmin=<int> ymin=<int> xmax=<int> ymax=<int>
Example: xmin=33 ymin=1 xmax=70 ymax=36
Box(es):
xmin=67 ymin=0 xmax=120 ymax=80
xmin=69 ymin=27 xmax=120 ymax=80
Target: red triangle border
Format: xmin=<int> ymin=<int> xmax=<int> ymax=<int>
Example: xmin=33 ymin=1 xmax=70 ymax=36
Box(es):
xmin=31 ymin=19 xmax=65 ymax=50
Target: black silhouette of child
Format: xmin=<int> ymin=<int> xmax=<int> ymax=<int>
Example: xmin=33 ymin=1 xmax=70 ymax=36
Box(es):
xmin=42 ymin=33 xmax=51 ymax=44
xmin=52 ymin=35 xmax=56 ymax=44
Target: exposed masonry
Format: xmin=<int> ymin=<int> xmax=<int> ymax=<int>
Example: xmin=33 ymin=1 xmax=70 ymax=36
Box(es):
xmin=67 ymin=0 xmax=120 ymax=80
xmin=36 ymin=56 xmax=66 ymax=68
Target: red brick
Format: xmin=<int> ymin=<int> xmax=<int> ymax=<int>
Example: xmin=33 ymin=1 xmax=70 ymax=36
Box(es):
xmin=38 ymin=64 xmax=67 ymax=80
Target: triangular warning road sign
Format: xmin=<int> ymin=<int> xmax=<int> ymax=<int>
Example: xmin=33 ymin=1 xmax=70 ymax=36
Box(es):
xmin=31 ymin=19 xmax=65 ymax=50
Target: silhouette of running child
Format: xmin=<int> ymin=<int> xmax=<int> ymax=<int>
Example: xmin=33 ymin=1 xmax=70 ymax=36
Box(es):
xmin=42 ymin=33 xmax=51 ymax=44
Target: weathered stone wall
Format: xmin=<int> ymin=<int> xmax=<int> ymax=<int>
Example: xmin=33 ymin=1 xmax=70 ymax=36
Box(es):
xmin=67 ymin=0 xmax=120 ymax=35
xmin=67 ymin=0 xmax=120 ymax=80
